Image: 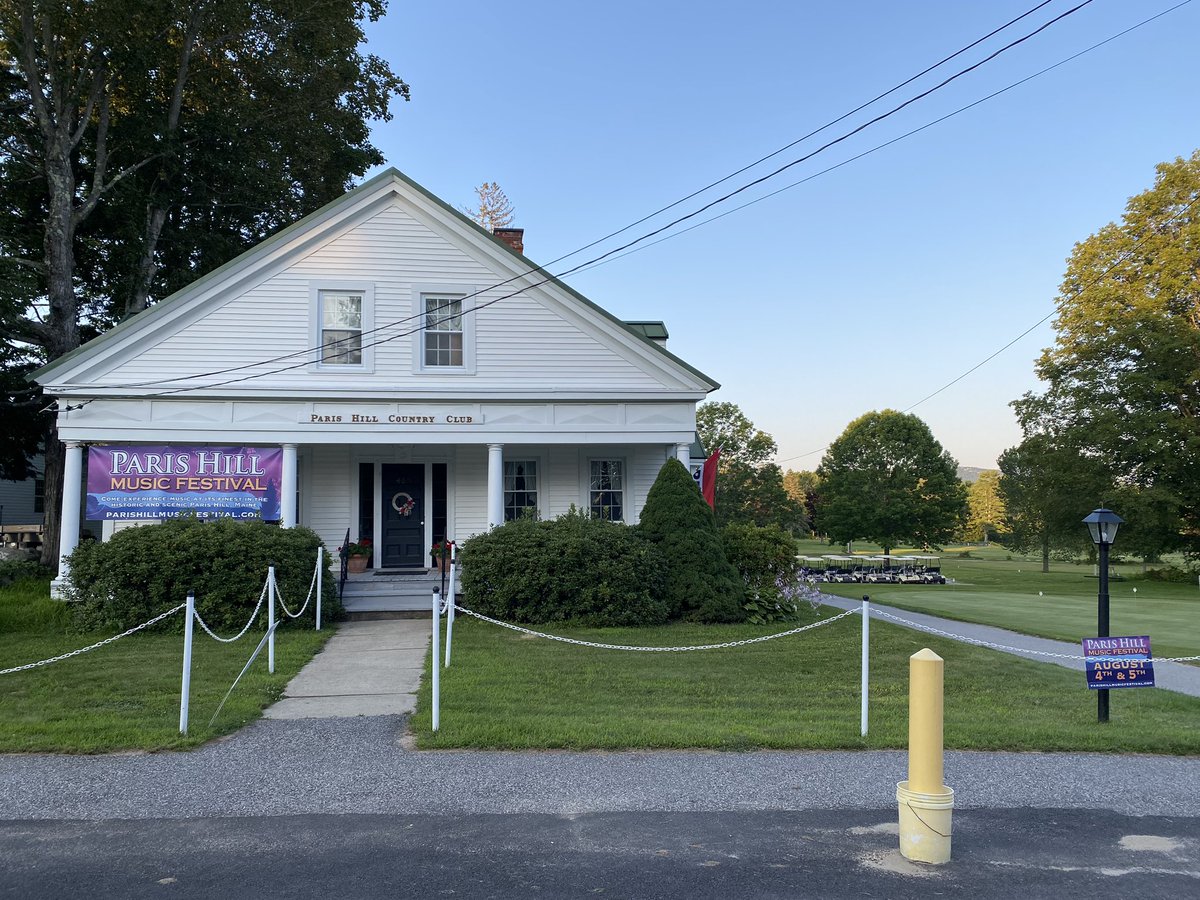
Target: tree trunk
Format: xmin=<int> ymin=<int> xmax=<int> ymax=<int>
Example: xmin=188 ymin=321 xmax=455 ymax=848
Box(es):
xmin=39 ymin=428 xmax=64 ymax=570
xmin=1041 ymin=533 xmax=1050 ymax=573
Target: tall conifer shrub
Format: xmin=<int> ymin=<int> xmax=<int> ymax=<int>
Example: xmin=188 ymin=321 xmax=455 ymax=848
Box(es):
xmin=638 ymin=459 xmax=745 ymax=622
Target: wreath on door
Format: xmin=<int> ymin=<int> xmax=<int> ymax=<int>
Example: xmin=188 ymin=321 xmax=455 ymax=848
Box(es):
xmin=391 ymin=492 xmax=416 ymax=517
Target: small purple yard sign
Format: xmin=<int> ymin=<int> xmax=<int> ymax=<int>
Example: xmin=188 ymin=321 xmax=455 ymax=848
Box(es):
xmin=87 ymin=446 xmax=283 ymax=521
xmin=1081 ymin=635 xmax=1155 ymax=690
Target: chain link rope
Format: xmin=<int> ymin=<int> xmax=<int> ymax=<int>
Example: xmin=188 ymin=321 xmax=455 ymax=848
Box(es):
xmin=0 ymin=603 xmax=186 ymax=675
xmin=452 ymin=604 xmax=858 ymax=651
xmin=275 ymin=563 xmax=318 ymax=619
xmin=868 ymin=608 xmax=1200 ymax=663
xmin=193 ymin=578 xmax=269 ymax=643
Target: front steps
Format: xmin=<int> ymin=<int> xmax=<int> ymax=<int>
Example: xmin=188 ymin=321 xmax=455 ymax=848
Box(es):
xmin=339 ymin=568 xmax=462 ymax=613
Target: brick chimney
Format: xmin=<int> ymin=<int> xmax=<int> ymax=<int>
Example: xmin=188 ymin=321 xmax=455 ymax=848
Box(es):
xmin=493 ymin=227 xmax=524 ymax=255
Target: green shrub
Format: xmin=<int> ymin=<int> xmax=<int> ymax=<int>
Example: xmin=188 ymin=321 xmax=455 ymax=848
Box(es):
xmin=638 ymin=459 xmax=745 ymax=623
xmin=722 ymin=523 xmax=809 ymax=624
xmin=460 ymin=510 xmax=668 ymax=627
xmin=0 ymin=558 xmax=52 ymax=588
xmin=64 ymin=517 xmax=340 ymax=633
xmin=1141 ymin=565 xmax=1198 ymax=584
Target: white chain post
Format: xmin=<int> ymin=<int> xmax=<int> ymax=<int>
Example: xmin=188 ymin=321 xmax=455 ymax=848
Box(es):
xmin=444 ymin=558 xmax=456 ymax=668
xmin=861 ymin=595 xmax=870 ymax=737
xmin=316 ymin=546 xmax=323 ymax=631
xmin=431 ymin=587 xmax=441 ymax=732
xmin=268 ymin=565 xmax=276 ymax=674
xmin=180 ymin=590 xmax=195 ymax=735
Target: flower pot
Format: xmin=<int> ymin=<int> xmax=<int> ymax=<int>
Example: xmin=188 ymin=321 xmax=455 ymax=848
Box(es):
xmin=347 ymin=555 xmax=369 ymax=574
xmin=435 ymin=556 xmax=452 ymax=574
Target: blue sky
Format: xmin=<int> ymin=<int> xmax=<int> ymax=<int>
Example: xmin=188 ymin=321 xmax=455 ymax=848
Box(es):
xmin=359 ymin=0 xmax=1198 ymax=469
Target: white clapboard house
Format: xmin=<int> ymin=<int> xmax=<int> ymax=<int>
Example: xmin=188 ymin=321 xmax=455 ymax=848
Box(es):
xmin=35 ymin=168 xmax=717 ymax=608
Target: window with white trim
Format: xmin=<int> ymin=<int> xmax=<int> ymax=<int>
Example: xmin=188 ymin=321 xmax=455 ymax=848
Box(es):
xmin=320 ymin=291 xmax=363 ymax=365
xmin=423 ymin=295 xmax=464 ymax=367
xmin=504 ymin=460 xmax=538 ymax=521
xmin=589 ymin=459 xmax=625 ymax=522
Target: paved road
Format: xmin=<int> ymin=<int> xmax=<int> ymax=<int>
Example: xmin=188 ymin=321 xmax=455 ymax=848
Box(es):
xmin=820 ymin=596 xmax=1200 ymax=697
xmin=3 ymin=808 xmax=1198 ymax=899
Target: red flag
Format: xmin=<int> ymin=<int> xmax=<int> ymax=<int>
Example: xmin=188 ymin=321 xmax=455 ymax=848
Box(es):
xmin=701 ymin=448 xmax=720 ymax=508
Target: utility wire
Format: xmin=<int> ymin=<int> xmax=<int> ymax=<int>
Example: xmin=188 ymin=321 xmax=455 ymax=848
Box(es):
xmin=571 ymin=0 xmax=1193 ymax=276
xmin=774 ymin=188 xmax=1200 ymax=466
xmin=86 ymin=0 xmax=1098 ymax=398
xmin=93 ymin=0 xmax=1062 ymax=394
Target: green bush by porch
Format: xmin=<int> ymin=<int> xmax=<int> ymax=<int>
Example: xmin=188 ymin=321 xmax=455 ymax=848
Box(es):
xmin=460 ymin=510 xmax=669 ymax=627
xmin=65 ymin=517 xmax=340 ymax=633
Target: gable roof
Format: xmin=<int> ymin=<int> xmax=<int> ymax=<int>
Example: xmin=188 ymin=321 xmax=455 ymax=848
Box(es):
xmin=34 ymin=168 xmax=718 ymax=392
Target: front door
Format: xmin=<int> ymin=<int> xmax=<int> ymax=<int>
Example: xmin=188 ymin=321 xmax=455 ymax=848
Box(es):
xmin=381 ymin=463 xmax=425 ymax=568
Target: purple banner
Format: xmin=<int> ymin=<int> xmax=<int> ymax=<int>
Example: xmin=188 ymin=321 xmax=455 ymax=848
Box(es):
xmin=87 ymin=446 xmax=283 ymax=521
xmin=1082 ymin=635 xmax=1155 ymax=689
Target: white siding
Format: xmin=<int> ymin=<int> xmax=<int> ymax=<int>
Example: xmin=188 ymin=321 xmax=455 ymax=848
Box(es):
xmin=305 ymin=444 xmax=351 ymax=551
xmin=546 ymin=446 xmax=580 ymax=517
xmin=630 ymin=445 xmax=672 ymax=522
xmin=91 ymin=203 xmax=671 ymax=393
xmin=453 ymin=445 xmax=488 ymax=541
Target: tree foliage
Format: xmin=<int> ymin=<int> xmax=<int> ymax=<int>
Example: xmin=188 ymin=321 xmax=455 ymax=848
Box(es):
xmin=782 ymin=469 xmax=819 ymax=536
xmin=0 ymin=0 xmax=409 ymax=564
xmin=695 ymin=401 xmax=803 ymax=530
xmin=814 ymin=410 xmax=966 ymax=553
xmin=461 ymin=181 xmax=515 ymax=230
xmin=964 ymin=470 xmax=1006 ymax=543
xmin=1013 ymin=151 xmax=1200 ymax=555
xmin=637 ymin=459 xmax=745 ymax=623
xmin=996 ymin=435 xmax=1110 ymax=572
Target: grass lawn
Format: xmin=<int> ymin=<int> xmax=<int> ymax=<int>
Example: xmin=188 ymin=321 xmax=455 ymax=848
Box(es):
xmin=410 ymin=612 xmax=1200 ymax=755
xmin=0 ymin=576 xmax=330 ymax=753
xmin=802 ymin=541 xmax=1200 ymax=663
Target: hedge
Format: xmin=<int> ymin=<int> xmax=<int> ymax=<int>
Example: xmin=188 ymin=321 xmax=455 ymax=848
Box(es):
xmin=64 ymin=516 xmax=340 ymax=633
xmin=460 ymin=510 xmax=669 ymax=627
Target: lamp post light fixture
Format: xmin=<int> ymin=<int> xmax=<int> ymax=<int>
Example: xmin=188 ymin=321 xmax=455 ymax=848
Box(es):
xmin=1083 ymin=507 xmax=1124 ymax=723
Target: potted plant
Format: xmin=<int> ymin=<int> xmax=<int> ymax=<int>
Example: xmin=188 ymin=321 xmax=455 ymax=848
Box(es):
xmin=431 ymin=539 xmax=455 ymax=574
xmin=340 ymin=537 xmax=373 ymax=574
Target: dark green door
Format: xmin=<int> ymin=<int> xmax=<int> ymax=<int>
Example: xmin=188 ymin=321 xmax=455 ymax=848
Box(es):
xmin=381 ymin=463 xmax=424 ymax=568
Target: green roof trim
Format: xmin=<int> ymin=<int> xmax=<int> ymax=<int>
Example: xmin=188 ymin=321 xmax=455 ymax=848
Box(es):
xmin=33 ymin=167 xmax=719 ymax=392
xmin=622 ymin=321 xmax=669 ymax=340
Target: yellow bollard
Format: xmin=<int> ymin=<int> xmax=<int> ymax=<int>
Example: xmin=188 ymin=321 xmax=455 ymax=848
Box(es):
xmin=897 ymin=648 xmax=954 ymax=864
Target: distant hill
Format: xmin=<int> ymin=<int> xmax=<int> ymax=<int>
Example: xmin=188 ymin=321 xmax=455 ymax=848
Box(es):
xmin=957 ymin=466 xmax=990 ymax=483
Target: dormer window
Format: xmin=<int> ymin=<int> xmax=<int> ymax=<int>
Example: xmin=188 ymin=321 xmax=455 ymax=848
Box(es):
xmin=424 ymin=296 xmax=463 ymax=367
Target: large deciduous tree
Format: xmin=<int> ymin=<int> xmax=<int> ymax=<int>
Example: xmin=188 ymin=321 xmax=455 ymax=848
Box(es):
xmin=695 ymin=401 xmax=803 ymax=530
xmin=0 ymin=0 xmax=409 ymax=566
xmin=964 ymin=469 xmax=1007 ymax=544
xmin=1013 ymin=151 xmax=1200 ymax=556
xmin=996 ymin=435 xmax=1110 ymax=572
xmin=814 ymin=410 xmax=966 ymax=554
xmin=782 ymin=469 xmax=819 ymax=536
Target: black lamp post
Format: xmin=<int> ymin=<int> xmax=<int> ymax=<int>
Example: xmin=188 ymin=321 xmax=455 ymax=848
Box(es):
xmin=1082 ymin=507 xmax=1124 ymax=723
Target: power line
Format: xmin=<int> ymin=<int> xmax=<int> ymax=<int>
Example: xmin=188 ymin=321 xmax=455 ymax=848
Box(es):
xmin=774 ymin=188 xmax=1200 ymax=467
xmin=571 ymin=0 xmax=1193 ymax=276
xmin=91 ymin=0 xmax=1098 ymax=398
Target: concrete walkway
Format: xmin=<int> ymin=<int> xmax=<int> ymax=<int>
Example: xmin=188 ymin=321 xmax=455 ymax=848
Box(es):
xmin=820 ymin=595 xmax=1200 ymax=698
xmin=263 ymin=619 xmax=430 ymax=719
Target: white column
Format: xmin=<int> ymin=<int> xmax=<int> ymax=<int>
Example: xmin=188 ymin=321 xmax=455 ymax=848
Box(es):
xmin=676 ymin=442 xmax=691 ymax=466
xmin=52 ymin=441 xmax=84 ymax=598
xmin=280 ymin=443 xmax=298 ymax=527
xmin=487 ymin=443 xmax=504 ymax=529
